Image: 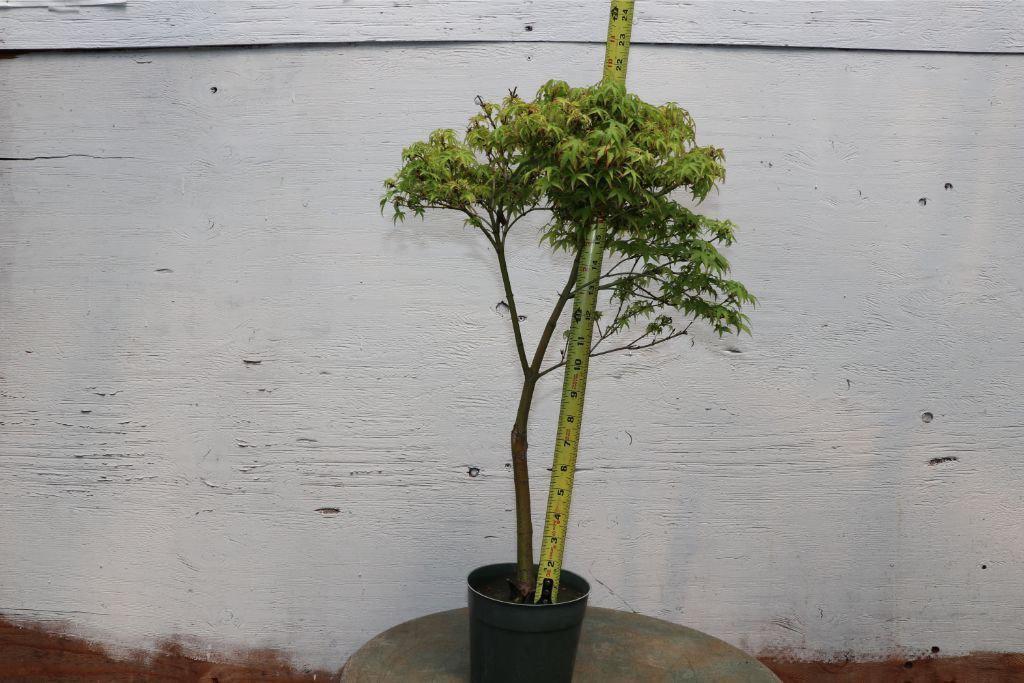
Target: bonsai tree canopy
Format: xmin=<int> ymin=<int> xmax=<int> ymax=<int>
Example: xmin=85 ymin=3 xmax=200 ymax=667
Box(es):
xmin=383 ymin=79 xmax=754 ymax=600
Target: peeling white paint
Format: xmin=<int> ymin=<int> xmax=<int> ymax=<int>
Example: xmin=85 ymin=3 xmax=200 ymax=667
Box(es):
xmin=1 ymin=41 xmax=1023 ymax=671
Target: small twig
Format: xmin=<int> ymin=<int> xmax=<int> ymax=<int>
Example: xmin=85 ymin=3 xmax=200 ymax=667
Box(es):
xmin=503 ymin=205 xmax=550 ymax=238
xmin=589 ymin=321 xmax=694 ymax=359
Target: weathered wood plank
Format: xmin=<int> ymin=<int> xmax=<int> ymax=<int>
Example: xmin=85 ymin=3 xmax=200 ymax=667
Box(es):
xmin=2 ymin=43 xmax=1023 ymax=670
xmin=0 ymin=0 xmax=1022 ymax=53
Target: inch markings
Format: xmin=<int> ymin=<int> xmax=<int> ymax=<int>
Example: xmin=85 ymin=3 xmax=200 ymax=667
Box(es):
xmin=534 ymin=0 xmax=635 ymax=605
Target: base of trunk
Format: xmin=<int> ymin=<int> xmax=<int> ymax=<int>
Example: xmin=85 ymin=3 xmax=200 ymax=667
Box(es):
xmin=467 ymin=563 xmax=590 ymax=683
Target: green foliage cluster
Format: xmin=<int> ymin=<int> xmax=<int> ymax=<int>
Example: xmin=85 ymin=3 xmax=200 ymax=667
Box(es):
xmin=382 ymin=79 xmax=753 ymax=355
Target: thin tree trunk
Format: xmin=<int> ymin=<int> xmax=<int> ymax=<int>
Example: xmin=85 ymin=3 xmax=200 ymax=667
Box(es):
xmin=508 ymin=248 xmax=582 ymax=598
xmin=511 ymin=373 xmax=537 ymax=597
xmin=495 ymin=233 xmax=581 ymax=600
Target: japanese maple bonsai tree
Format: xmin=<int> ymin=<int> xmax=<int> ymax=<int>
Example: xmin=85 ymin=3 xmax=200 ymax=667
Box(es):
xmin=382 ymin=79 xmax=754 ymax=601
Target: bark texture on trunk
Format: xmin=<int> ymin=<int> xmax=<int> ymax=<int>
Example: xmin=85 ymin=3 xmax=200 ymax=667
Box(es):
xmin=510 ymin=375 xmax=537 ymax=596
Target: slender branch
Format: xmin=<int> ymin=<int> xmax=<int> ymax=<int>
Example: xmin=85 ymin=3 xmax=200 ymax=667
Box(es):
xmin=595 ymin=258 xmax=689 ymax=290
xmin=414 ymin=202 xmax=497 ymax=247
xmin=475 ymin=94 xmax=497 ymax=127
xmin=576 ymin=256 xmax=652 ymax=296
xmin=528 ymin=249 xmax=582 ymax=376
xmin=654 ymin=183 xmax=684 ymax=199
xmin=538 ymin=358 xmax=565 ymax=379
xmin=482 ymin=205 xmax=498 ymax=234
xmin=566 ymin=259 xmax=609 ymax=299
xmin=494 ymin=238 xmax=531 ymax=376
xmin=539 ymin=320 xmax=695 ymax=376
xmin=590 ymin=321 xmax=694 ymax=359
xmin=589 ymin=295 xmax=626 ymax=355
xmin=600 ymin=255 xmax=637 ymax=278
xmin=478 ymin=220 xmax=499 ymax=249
xmin=503 ymin=205 xmax=551 ymax=239
xmin=634 ymin=284 xmax=668 ymax=304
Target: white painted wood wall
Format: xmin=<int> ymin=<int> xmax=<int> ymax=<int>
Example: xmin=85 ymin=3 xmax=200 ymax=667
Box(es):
xmin=1 ymin=0 xmax=1023 ymax=671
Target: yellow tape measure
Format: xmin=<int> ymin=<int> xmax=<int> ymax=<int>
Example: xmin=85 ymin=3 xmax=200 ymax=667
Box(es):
xmin=603 ymin=0 xmax=635 ymax=87
xmin=534 ymin=0 xmax=635 ymax=604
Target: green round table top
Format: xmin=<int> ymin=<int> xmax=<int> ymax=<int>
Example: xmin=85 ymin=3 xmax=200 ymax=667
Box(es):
xmin=341 ymin=606 xmax=780 ymax=682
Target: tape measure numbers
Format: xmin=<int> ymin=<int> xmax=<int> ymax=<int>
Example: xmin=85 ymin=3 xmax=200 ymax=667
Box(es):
xmin=604 ymin=0 xmax=635 ymax=86
xmin=534 ymin=0 xmax=635 ymax=605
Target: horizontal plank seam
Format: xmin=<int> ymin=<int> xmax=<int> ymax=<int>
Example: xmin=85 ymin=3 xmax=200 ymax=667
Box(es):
xmin=2 ymin=39 xmax=1022 ymax=56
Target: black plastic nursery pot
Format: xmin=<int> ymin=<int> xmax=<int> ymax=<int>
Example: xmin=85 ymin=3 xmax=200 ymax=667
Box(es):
xmin=468 ymin=563 xmax=591 ymax=683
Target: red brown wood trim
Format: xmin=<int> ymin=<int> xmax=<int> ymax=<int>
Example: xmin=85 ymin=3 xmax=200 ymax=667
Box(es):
xmin=759 ymin=651 xmax=1024 ymax=682
xmin=0 ymin=616 xmax=340 ymax=682
xmin=4 ymin=614 xmax=1024 ymax=682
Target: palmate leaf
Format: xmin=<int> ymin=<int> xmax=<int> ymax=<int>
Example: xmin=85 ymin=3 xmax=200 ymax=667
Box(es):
xmin=382 ymin=79 xmax=754 ymax=366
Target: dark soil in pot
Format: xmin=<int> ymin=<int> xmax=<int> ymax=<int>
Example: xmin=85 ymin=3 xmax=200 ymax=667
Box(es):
xmin=468 ymin=563 xmax=590 ymax=683
xmin=473 ymin=575 xmax=586 ymax=604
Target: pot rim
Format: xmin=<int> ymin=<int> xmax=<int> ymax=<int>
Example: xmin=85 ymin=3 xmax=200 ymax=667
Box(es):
xmin=467 ymin=562 xmax=591 ymax=607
